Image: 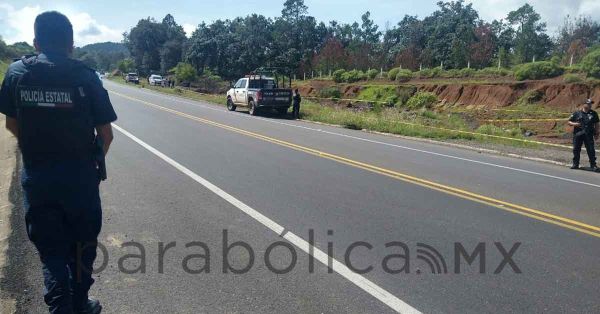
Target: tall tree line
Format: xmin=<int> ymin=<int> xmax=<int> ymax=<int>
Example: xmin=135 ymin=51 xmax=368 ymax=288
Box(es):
xmin=123 ymin=0 xmax=600 ymax=79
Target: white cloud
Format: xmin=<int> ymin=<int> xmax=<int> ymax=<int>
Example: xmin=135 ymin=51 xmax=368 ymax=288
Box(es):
xmin=182 ymin=23 xmax=196 ymax=38
xmin=0 ymin=3 xmax=41 ymax=44
xmin=466 ymin=0 xmax=600 ymax=33
xmin=68 ymin=11 xmax=123 ymax=46
xmin=0 ymin=4 xmax=123 ymax=47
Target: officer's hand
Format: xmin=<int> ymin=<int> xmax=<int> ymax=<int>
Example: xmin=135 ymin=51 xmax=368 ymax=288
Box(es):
xmin=571 ymin=122 xmax=581 ymax=127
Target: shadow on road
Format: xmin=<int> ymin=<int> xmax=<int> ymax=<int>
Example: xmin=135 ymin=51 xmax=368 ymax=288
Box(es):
xmin=242 ymin=109 xmax=298 ymax=121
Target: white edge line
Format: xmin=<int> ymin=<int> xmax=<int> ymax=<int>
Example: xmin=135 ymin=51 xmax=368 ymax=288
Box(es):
xmin=112 ymin=123 xmax=421 ymax=314
xmin=108 ymin=84 xmax=600 ymax=189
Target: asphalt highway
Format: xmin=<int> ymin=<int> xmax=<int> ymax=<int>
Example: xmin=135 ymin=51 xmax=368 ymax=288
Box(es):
xmin=6 ymin=80 xmax=600 ymax=313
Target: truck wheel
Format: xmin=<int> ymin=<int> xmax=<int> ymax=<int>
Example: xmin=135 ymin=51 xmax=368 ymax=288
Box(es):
xmin=227 ymin=98 xmax=236 ymax=111
xmin=249 ymin=101 xmax=259 ymax=116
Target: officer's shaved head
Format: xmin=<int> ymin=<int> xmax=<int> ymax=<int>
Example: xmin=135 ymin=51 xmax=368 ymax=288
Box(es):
xmin=34 ymin=11 xmax=73 ymax=53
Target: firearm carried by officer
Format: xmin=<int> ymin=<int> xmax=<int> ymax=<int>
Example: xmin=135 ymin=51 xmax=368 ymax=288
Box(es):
xmin=568 ymin=99 xmax=599 ymax=171
xmin=95 ymin=136 xmax=107 ymax=180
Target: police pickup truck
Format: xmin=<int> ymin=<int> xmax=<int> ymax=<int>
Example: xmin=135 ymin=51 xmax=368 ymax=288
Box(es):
xmin=226 ymin=75 xmax=292 ymax=115
xmin=125 ymin=72 xmax=139 ymax=84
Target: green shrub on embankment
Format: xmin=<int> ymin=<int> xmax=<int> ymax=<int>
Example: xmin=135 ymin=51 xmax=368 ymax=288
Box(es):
xmin=395 ymin=69 xmax=413 ymax=82
xmin=388 ymin=68 xmax=401 ymax=81
xmin=581 ymin=47 xmax=600 ymax=79
xmin=332 ymin=69 xmax=346 ymax=83
xmin=319 ymin=87 xmax=341 ymax=99
xmin=357 ymin=86 xmax=399 ymax=105
xmin=367 ymin=69 xmax=379 ymax=80
xmin=514 ymin=61 xmax=563 ymax=81
xmin=405 ymin=92 xmax=438 ymax=110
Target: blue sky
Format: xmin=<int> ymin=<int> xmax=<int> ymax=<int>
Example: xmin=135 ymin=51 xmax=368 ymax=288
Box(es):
xmin=1 ymin=0 xmax=599 ymax=46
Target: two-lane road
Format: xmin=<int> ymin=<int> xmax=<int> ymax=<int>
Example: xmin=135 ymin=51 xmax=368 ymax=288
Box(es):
xmin=10 ymin=79 xmax=599 ymax=313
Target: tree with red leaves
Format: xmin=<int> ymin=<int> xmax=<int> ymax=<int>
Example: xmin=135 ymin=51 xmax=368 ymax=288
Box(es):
xmin=470 ymin=24 xmax=495 ymax=68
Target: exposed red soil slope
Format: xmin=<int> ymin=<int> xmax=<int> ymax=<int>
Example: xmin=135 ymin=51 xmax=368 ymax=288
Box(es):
xmin=418 ymin=82 xmax=600 ymax=111
xmin=297 ymin=78 xmax=600 ymax=111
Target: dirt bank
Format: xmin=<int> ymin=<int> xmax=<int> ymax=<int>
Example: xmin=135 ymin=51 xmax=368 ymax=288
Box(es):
xmin=296 ymin=78 xmax=600 ymax=111
xmin=418 ymin=82 xmax=600 ymax=111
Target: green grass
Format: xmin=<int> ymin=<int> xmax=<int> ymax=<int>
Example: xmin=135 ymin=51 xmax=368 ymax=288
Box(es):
xmin=357 ymin=86 xmax=399 ymax=105
xmin=300 ymin=100 xmax=537 ymax=147
xmin=0 ymin=60 xmax=9 ymax=82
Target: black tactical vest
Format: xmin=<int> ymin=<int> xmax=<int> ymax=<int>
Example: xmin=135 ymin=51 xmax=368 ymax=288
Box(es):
xmin=15 ymin=56 xmax=95 ymax=160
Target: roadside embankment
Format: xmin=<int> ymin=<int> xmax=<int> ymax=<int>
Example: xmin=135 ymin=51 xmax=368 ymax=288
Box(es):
xmin=0 ymin=116 xmax=17 ymax=313
xmin=296 ymin=79 xmax=600 ymax=111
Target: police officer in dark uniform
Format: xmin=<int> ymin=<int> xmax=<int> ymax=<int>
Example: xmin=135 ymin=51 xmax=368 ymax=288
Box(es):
xmin=292 ymin=89 xmax=301 ymax=119
xmin=0 ymin=11 xmax=117 ymax=314
xmin=568 ymin=99 xmax=599 ymax=171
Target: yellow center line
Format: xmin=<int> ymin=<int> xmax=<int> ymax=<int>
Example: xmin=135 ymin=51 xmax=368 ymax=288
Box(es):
xmin=109 ymin=90 xmax=600 ymax=238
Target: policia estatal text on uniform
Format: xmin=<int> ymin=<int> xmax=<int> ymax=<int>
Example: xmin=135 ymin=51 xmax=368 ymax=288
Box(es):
xmin=20 ymin=89 xmax=74 ymax=105
xmin=0 ymin=11 xmax=117 ymax=314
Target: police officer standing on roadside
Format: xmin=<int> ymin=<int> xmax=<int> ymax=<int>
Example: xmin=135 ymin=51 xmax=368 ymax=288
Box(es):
xmin=568 ymin=99 xmax=599 ymax=171
xmin=0 ymin=11 xmax=117 ymax=313
xmin=292 ymin=89 xmax=301 ymax=119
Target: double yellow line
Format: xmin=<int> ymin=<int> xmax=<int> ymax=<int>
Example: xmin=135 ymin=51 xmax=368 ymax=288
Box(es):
xmin=110 ymin=90 xmax=600 ymax=238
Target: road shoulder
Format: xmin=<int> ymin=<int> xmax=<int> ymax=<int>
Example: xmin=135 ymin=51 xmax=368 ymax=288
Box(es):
xmin=0 ymin=116 xmax=44 ymax=314
xmin=0 ymin=116 xmax=17 ymax=313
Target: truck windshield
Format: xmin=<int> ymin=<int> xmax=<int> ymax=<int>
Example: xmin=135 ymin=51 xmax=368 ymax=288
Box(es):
xmin=249 ymin=79 xmax=277 ymax=89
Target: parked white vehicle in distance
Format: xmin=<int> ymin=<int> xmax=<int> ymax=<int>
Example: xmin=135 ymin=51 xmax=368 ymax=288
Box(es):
xmin=149 ymin=74 xmax=164 ymax=86
xmin=96 ymin=71 xmax=103 ymax=86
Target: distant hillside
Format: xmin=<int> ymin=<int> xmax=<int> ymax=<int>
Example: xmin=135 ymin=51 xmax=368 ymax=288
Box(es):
xmin=78 ymin=42 xmax=128 ymax=55
xmin=0 ymin=40 xmax=35 ymax=60
xmin=74 ymin=42 xmax=129 ymax=72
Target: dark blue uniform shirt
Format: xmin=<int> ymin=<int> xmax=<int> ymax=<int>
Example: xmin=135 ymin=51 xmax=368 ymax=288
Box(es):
xmin=0 ymin=52 xmax=117 ymax=163
xmin=0 ymin=53 xmax=116 ymax=312
xmin=569 ymin=109 xmax=599 ymax=135
xmin=0 ymin=52 xmax=117 ymax=125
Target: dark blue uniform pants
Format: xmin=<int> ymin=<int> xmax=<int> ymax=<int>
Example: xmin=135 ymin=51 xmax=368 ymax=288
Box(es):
xmin=22 ymin=160 xmax=102 ymax=314
xmin=293 ymin=102 xmax=300 ymax=119
xmin=573 ymin=133 xmax=596 ymax=166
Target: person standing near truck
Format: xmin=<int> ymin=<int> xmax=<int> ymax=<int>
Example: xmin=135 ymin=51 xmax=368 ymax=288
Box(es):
xmin=292 ymin=89 xmax=301 ymax=119
xmin=568 ymin=99 xmax=599 ymax=171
